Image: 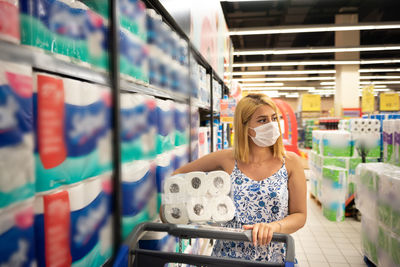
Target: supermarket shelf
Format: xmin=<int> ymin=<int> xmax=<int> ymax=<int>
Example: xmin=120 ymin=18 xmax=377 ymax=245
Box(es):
xmin=0 ymin=40 xmax=110 ymax=86
xmin=192 ymin=99 xmax=211 ymax=111
xmin=120 ymin=79 xmax=188 ymax=102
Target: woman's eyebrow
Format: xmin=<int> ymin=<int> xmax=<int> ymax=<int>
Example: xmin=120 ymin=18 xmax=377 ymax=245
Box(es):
xmin=256 ymin=115 xmax=267 ymax=119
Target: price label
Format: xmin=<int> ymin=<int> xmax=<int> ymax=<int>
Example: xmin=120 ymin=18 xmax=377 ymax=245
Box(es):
xmin=380 ymin=93 xmax=399 ymax=111
xmin=361 ymin=85 xmax=375 ymax=112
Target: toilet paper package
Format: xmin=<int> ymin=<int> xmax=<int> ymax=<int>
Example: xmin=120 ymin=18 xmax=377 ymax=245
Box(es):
xmin=122 ymin=160 xmax=156 ymax=239
xmin=383 ymin=120 xmax=396 ymax=164
xmin=185 ymin=172 xmax=210 ymax=196
xmin=139 ymin=230 xmax=179 ymax=253
xmin=34 ymin=73 xmax=112 ymax=192
xmin=20 ymin=0 xmax=109 ymax=70
xmin=321 ymin=166 xmax=347 ymax=221
xmin=186 ymin=197 xmax=212 ymax=223
xmin=322 ymin=130 xmax=352 ymax=157
xmin=120 ymin=93 xmax=157 ymax=163
xmin=173 ymin=145 xmax=189 ymax=170
xmin=34 ymin=175 xmax=112 ymax=267
xmin=156 ymin=99 xmax=175 ymax=154
xmin=163 ymin=204 xmax=189 ymax=224
xmin=0 ymin=62 xmax=34 ymax=208
xmin=210 ymin=195 xmax=235 ymax=223
xmin=156 ymin=152 xmax=174 ymax=209
xmin=207 ymin=171 xmax=231 ymax=196
xmin=0 ymin=0 xmax=20 ymax=43
xmin=361 ymin=216 xmax=379 ymax=265
xmin=395 ymin=120 xmax=400 ymax=166
xmin=352 ymin=132 xmax=381 ymax=158
xmin=174 ymin=102 xmax=190 ymax=147
xmin=322 ymin=156 xmax=349 ymax=170
xmin=0 ymin=198 xmax=36 ymax=267
xmin=312 ymin=130 xmax=323 ymax=154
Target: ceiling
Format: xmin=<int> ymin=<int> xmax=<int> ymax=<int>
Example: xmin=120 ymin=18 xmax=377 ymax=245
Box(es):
xmin=220 ymin=0 xmax=400 ymax=94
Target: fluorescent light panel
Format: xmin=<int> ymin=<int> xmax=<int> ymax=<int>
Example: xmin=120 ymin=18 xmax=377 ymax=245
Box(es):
xmin=236 ymin=77 xmax=335 ymax=82
xmin=243 ymin=87 xmax=314 ymax=90
xmin=232 ymin=59 xmax=400 ymax=67
xmin=229 ymin=22 xmax=400 ymax=36
xmin=233 ymin=45 xmax=400 ymax=56
xmin=230 ymin=68 xmax=400 ymax=76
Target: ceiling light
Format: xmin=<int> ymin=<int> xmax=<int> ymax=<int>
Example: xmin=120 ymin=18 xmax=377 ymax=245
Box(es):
xmin=285 ymin=93 xmax=300 ymax=98
xmin=233 ymin=45 xmax=400 ymax=56
xmin=360 ymin=76 xmax=400 ymax=79
xmin=235 ymin=77 xmax=335 ymax=82
xmin=360 ymin=81 xmax=400 ymax=85
xmin=243 ymin=87 xmax=314 ymax=91
xmin=232 ymin=59 xmax=400 ymax=67
xmin=229 ymin=22 xmax=400 ymax=36
xmin=359 ymin=68 xmax=400 ymax=73
xmin=229 ymin=68 xmax=400 ymax=76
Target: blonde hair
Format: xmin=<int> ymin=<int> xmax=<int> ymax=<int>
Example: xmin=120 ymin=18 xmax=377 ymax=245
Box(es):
xmin=233 ymin=93 xmax=285 ymax=163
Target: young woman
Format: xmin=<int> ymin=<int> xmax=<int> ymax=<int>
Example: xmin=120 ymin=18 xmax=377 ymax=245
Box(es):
xmin=172 ymin=93 xmax=307 ymax=263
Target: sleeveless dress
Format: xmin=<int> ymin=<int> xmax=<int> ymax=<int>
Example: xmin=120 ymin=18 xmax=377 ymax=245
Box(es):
xmin=211 ymin=160 xmax=289 ymax=263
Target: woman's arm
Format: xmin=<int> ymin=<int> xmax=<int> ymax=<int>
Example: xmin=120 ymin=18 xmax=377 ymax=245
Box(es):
xmin=173 ymin=149 xmax=233 ymax=175
xmin=243 ymin=152 xmax=307 ymax=246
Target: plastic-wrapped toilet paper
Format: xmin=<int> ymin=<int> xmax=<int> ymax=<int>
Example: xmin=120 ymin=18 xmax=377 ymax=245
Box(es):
xmin=34 ymin=175 xmax=112 ymax=267
xmin=0 ymin=0 xmax=20 ymax=43
xmin=173 ymin=145 xmax=189 ymax=170
xmin=164 ymin=175 xmax=187 ymax=197
xmin=34 ymin=73 xmax=112 ymax=192
xmin=120 ymin=93 xmax=157 ymax=162
xmin=163 ymin=204 xmax=189 ymax=224
xmin=0 ymin=198 xmax=36 ymax=267
xmin=156 ymin=99 xmax=175 ymax=154
xmin=186 ymin=172 xmax=209 ymax=196
xmin=210 ymin=195 xmax=235 ymax=223
xmin=174 ymin=103 xmax=190 ymax=146
xmin=122 ymin=160 xmax=156 ymax=239
xmin=156 ymin=152 xmax=174 ymax=209
xmin=186 ymin=197 xmax=211 ymax=223
xmin=20 ymin=0 xmax=108 ymax=69
xmin=207 ymin=171 xmax=231 ymax=196
xmin=383 ymin=120 xmax=396 ymax=164
xmin=0 ymin=62 xmax=34 ymax=208
xmin=394 ymin=120 xmax=400 ymax=166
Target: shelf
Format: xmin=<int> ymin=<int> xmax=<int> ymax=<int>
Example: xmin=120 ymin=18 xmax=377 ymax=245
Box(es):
xmin=120 ymin=79 xmax=188 ymax=102
xmin=192 ymin=99 xmax=211 ymax=111
xmin=0 ymin=40 xmax=189 ymax=102
xmin=0 ymin=40 xmax=110 ymax=86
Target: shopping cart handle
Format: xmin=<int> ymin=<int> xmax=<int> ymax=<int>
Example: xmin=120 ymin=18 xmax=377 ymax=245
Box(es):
xmin=123 ymin=222 xmax=295 ymax=266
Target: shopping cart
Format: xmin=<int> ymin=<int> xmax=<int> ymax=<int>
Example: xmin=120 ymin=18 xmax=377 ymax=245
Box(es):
xmin=114 ymin=222 xmax=295 ymax=267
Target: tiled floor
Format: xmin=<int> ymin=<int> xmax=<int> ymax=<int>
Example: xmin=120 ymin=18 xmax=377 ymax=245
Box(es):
xmin=294 ymin=191 xmax=367 ymax=267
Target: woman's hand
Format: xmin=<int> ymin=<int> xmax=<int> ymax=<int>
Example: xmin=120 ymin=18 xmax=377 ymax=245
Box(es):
xmin=243 ymin=222 xmax=280 ymax=246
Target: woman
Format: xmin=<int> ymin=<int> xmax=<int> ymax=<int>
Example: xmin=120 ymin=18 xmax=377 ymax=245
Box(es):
xmin=172 ymin=93 xmax=307 ymax=263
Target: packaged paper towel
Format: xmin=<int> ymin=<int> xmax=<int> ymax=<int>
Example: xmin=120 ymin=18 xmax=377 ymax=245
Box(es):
xmin=0 ymin=62 xmax=34 ymax=208
xmin=0 ymin=0 xmax=20 ymax=43
xmin=20 ymin=0 xmax=108 ymax=69
xmin=34 ymin=175 xmax=112 ymax=267
xmin=156 ymin=99 xmax=175 ymax=154
xmin=173 ymin=145 xmax=189 ymax=170
xmin=395 ymin=120 xmax=400 ymax=166
xmin=34 ymin=73 xmax=112 ymax=192
xmin=321 ymin=130 xmax=352 ymax=157
xmin=0 ymin=198 xmax=36 ymax=267
xmin=383 ymin=120 xmax=396 ymax=164
xmin=174 ymin=102 xmax=190 ymax=146
xmin=122 ymin=160 xmax=156 ymax=239
xmin=120 ymin=93 xmax=157 ymax=162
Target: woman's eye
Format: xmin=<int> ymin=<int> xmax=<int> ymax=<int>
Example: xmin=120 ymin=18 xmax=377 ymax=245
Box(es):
xmin=258 ymin=119 xmax=266 ymax=123
xmin=272 ymin=117 xmax=277 ymax=121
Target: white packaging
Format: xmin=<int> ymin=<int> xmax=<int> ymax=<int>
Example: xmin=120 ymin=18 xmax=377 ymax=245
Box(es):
xmin=186 ymin=197 xmax=211 ymax=222
xmin=207 ymin=171 xmax=231 ymax=196
xmin=186 ymin=172 xmax=209 ymax=196
xmin=164 ymin=175 xmax=187 ymax=197
xmin=163 ymin=204 xmax=189 ymax=224
xmin=210 ymin=195 xmax=235 ymax=223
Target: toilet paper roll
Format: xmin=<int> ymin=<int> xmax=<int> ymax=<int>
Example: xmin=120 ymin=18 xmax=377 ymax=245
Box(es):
xmin=186 ymin=197 xmax=211 ymax=222
xmin=185 ymin=172 xmax=209 ymax=196
xmin=210 ymin=196 xmax=235 ymax=223
xmin=164 ymin=175 xmax=187 ymax=196
xmin=163 ymin=204 xmax=189 ymax=224
xmin=207 ymin=171 xmax=231 ymax=196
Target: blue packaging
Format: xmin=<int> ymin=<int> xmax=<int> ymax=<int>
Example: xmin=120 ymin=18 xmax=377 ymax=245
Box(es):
xmin=155 ymin=152 xmax=174 ymax=209
xmin=156 ymin=99 xmax=175 ymax=154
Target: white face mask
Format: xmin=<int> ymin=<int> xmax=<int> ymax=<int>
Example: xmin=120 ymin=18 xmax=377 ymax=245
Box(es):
xmin=249 ymin=121 xmax=281 ymax=147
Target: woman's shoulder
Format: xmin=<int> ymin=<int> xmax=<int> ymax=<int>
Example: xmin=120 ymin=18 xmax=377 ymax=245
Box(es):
xmin=212 ymin=148 xmax=235 ymax=172
xmin=284 ymin=151 xmax=303 ymax=173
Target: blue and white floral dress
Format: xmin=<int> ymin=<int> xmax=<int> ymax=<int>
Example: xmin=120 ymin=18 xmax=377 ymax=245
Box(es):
xmin=211 ymin=160 xmax=289 ymax=263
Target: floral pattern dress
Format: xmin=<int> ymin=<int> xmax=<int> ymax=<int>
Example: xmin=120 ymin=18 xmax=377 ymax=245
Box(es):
xmin=211 ymin=161 xmax=289 ymax=263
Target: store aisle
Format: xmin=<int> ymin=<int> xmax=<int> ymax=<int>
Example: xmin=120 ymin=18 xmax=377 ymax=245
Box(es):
xmin=293 ymin=187 xmax=366 ymax=267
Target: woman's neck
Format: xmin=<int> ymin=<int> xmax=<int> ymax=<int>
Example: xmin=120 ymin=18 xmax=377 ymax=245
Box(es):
xmin=248 ymin=141 xmax=273 ymax=164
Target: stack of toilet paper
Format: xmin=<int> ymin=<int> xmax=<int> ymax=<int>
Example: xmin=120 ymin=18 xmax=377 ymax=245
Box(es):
xmin=383 ymin=119 xmax=400 ymax=165
xmin=20 ymin=0 xmax=109 ymax=70
xmin=156 ymin=99 xmax=175 ymax=154
xmin=312 ymin=130 xmax=323 ymax=154
xmin=0 ymin=0 xmax=20 ymax=43
xmin=190 ymin=107 xmax=200 ymax=161
xmin=355 ymin=163 xmax=400 ymax=266
xmin=321 ymin=130 xmax=352 ymax=157
xmin=162 ymin=171 xmax=234 ymax=224
xmin=0 ymin=62 xmax=35 ymax=209
xmin=34 ymin=73 xmax=112 ymax=192
xmin=156 ymin=152 xmax=175 ymax=210
xmin=321 ymin=166 xmax=347 ymax=222
xmin=120 ymin=93 xmax=157 ymax=162
xmin=174 ymin=103 xmax=190 ymax=147
xmin=350 ymin=119 xmax=381 ymax=158
xmin=34 ymin=174 xmax=112 ymax=267
xmin=121 ymin=160 xmax=157 ymax=239
xmin=0 ymin=198 xmax=36 ymax=266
